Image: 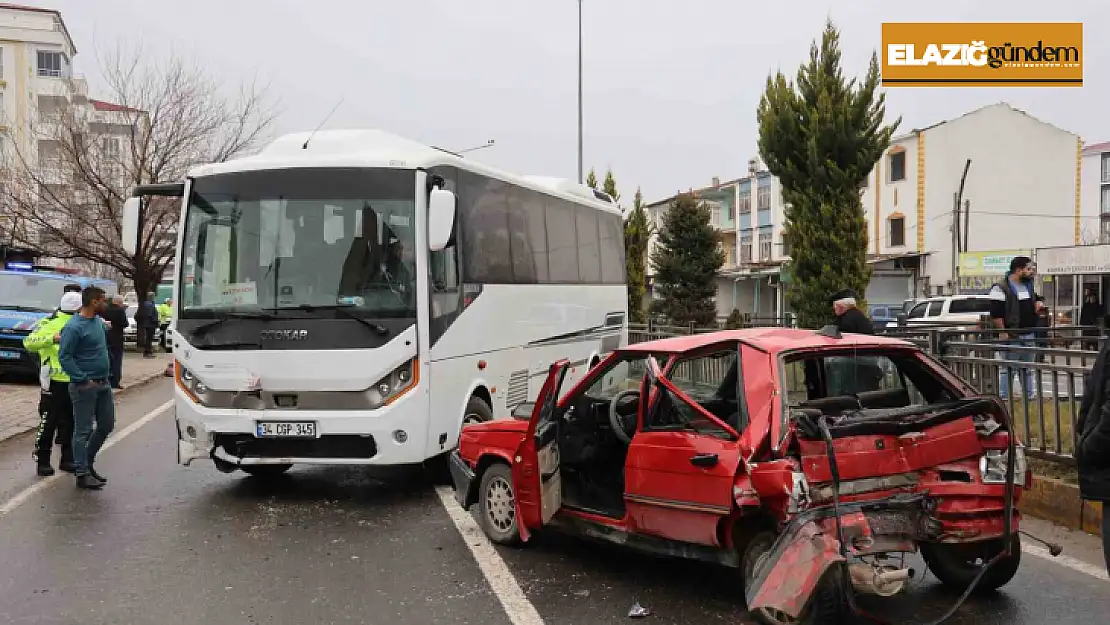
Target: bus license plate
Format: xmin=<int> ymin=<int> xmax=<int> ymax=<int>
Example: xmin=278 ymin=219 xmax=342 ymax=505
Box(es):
xmin=256 ymin=421 xmax=317 ymax=438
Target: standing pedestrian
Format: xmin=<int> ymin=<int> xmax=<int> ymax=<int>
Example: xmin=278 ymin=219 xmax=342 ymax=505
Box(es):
xmin=58 ymin=286 xmax=115 ymax=490
xmin=1080 ymin=289 xmax=1103 ymax=351
xmin=830 ymin=288 xmax=874 ymax=335
xmin=102 ymin=294 xmax=129 ymax=389
xmin=988 ymin=256 xmax=1043 ymax=399
xmin=137 ymin=294 xmax=157 ymax=359
xmin=157 ymin=298 xmax=172 ymax=352
xmin=22 ymin=291 xmax=81 ymax=477
xmin=1076 ymin=316 xmax=1110 ymax=575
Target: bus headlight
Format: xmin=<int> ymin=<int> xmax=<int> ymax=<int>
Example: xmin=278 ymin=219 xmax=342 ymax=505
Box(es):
xmin=366 ymin=359 xmax=419 ymax=409
xmin=980 ymin=447 xmax=1027 ymax=485
xmin=175 ymin=361 xmax=211 ymax=405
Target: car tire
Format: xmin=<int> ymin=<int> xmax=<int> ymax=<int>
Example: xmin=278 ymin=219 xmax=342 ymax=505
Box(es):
xmin=477 ymin=463 xmax=523 ymax=546
xmin=921 ymin=534 xmax=1021 ymax=593
xmin=241 ymin=464 xmax=293 ymax=479
xmin=741 ymin=530 xmax=847 ymax=625
xmin=464 ymin=395 xmax=494 ymax=426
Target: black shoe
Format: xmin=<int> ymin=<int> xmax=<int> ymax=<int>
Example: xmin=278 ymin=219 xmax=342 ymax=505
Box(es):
xmin=76 ymin=474 xmax=105 ymax=490
xmin=36 ymin=463 xmax=55 ymax=477
xmin=59 ymin=461 xmax=77 ymax=473
xmin=89 ymin=466 xmax=107 ymax=484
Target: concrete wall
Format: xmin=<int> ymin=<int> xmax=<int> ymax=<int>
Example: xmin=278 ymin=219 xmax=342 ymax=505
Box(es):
xmin=1081 ymin=150 xmax=1106 ymax=242
xmin=922 ymin=104 xmax=1079 ymax=289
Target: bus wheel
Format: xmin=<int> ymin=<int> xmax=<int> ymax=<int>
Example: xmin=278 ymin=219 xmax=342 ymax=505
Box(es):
xmin=464 ymin=396 xmax=493 ymax=425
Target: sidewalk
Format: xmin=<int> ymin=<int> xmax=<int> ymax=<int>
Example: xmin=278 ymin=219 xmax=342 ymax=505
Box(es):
xmin=0 ymin=352 xmax=170 ymax=443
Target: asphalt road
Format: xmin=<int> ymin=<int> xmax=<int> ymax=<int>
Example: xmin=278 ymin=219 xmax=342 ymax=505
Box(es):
xmin=0 ymin=379 xmax=1106 ymax=625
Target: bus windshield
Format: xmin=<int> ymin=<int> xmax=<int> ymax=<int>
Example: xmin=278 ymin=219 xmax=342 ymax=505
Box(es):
xmin=180 ymin=168 xmax=418 ymax=319
xmin=0 ymin=273 xmax=72 ymax=312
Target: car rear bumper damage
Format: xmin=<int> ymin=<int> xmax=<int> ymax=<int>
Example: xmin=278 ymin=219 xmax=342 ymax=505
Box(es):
xmin=745 ymin=492 xmax=1016 ymax=619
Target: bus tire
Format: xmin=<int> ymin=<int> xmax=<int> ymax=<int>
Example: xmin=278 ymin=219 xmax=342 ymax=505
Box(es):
xmin=464 ymin=395 xmax=493 ymax=425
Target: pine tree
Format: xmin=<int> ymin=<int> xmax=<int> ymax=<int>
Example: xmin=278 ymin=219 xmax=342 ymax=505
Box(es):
xmin=585 ymin=168 xmax=599 ymax=190
xmin=623 ymin=187 xmax=651 ymax=323
xmin=649 ymin=193 xmax=724 ymax=326
xmin=757 ymin=19 xmax=899 ymax=329
xmin=602 ymin=168 xmax=620 ymax=205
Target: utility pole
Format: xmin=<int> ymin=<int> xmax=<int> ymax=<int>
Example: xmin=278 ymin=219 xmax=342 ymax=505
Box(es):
xmin=963 ymin=199 xmax=971 ymax=253
xmin=952 ymin=192 xmax=961 ymax=295
xmin=577 ymin=0 xmax=584 ymax=184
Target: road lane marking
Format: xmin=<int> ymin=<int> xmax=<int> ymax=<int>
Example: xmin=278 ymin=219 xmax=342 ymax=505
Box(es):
xmin=0 ymin=399 xmax=173 ymax=515
xmin=1022 ymin=543 xmax=1109 ymax=582
xmin=434 ymin=485 xmax=546 ymax=625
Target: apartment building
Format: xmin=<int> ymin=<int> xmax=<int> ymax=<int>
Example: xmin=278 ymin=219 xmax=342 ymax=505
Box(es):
xmin=645 ymin=157 xmax=791 ymax=320
xmin=0 ymin=4 xmax=148 ymax=282
xmin=1081 ymin=141 xmax=1110 ymax=243
xmin=860 ymin=102 xmax=1081 ymax=303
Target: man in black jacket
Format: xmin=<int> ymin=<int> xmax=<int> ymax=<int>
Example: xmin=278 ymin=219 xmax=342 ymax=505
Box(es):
xmin=830 ymin=289 xmax=874 ymax=335
xmin=101 ymin=294 xmax=129 ymax=389
xmin=1078 ymin=318 xmax=1110 ymax=575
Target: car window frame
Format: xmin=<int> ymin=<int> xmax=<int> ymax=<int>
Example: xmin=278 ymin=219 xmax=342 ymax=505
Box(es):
xmin=651 ymin=341 xmax=749 ymax=434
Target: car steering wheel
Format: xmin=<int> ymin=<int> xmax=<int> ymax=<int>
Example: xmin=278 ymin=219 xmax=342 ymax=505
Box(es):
xmin=608 ymin=389 xmax=640 ymax=445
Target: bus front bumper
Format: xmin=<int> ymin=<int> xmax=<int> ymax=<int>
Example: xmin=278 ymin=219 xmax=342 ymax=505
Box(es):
xmin=174 ymin=393 xmax=433 ymax=467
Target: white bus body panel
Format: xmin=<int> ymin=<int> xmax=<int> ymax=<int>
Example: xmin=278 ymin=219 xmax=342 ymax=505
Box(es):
xmin=424 ymin=284 xmax=626 ymax=459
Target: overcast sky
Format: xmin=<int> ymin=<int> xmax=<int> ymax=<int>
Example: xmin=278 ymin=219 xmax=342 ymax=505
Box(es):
xmin=42 ymin=0 xmax=1110 ymax=204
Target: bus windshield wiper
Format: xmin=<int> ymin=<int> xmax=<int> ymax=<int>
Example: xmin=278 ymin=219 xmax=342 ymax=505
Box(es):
xmin=191 ymin=311 xmax=275 ymax=338
xmin=296 ymin=304 xmax=390 ymax=336
xmin=196 ymin=339 xmax=263 ymax=350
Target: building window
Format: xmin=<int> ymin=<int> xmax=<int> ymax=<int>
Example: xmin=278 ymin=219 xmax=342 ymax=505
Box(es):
xmin=758 ymin=231 xmax=772 ymax=260
xmin=708 ymin=202 xmax=721 ymax=227
xmin=889 ymin=151 xmax=906 ymax=182
xmin=739 ymin=189 xmax=751 ymax=214
xmin=1102 ymin=153 xmax=1110 ymax=184
xmin=888 ymin=215 xmax=906 ymax=247
xmin=0 ymin=47 xmax=5 ymax=80
xmin=1102 ymin=185 xmax=1110 ymax=214
xmin=757 ymin=183 xmax=771 ymax=211
xmin=781 ymin=232 xmax=792 ymax=257
xmin=37 ymin=51 xmax=66 ymax=78
xmin=1102 ymin=217 xmax=1110 ymax=244
xmin=740 ymin=234 xmax=752 ymax=262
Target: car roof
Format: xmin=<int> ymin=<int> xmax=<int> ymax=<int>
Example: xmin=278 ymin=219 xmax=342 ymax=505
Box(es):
xmin=620 ymin=327 xmax=913 ymax=355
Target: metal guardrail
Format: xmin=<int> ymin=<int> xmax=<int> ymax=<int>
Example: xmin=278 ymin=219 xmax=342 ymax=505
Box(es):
xmin=627 ymin=318 xmax=1105 ymax=466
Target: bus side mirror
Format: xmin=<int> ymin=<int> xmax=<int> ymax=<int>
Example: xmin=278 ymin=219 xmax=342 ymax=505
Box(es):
xmin=122 ymin=197 xmax=141 ymax=256
xmin=428 ymin=188 xmax=456 ymax=252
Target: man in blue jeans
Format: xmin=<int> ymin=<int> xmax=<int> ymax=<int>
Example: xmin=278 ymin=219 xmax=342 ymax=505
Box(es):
xmin=988 ymin=256 xmax=1043 ymax=399
xmin=58 ymin=286 xmax=114 ymax=490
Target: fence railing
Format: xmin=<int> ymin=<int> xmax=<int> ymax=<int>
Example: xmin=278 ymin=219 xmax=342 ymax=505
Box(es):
xmin=627 ymin=318 xmax=1105 ymax=466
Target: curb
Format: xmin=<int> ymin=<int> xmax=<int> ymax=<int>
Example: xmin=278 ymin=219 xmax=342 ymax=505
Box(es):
xmin=0 ymin=364 xmax=170 ymax=444
xmin=1022 ymin=474 xmax=1104 ymax=537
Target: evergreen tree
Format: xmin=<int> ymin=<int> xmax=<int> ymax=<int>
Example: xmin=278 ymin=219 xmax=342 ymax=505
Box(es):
xmin=623 ymin=187 xmax=651 ymax=323
xmin=757 ymin=19 xmax=899 ymax=329
xmin=585 ymin=168 xmax=599 ymax=190
xmin=649 ymin=193 xmax=723 ymax=326
xmin=602 ymin=168 xmax=620 ymax=204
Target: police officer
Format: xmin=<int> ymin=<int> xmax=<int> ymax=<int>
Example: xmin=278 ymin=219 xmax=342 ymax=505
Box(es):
xmin=157 ymin=298 xmax=172 ymax=352
xmin=23 ymin=291 xmax=81 ymax=476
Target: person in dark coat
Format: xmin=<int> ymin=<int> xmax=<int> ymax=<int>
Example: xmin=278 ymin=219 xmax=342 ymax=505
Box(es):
xmin=830 ymin=288 xmax=874 ymax=335
xmin=1077 ymin=317 xmax=1110 ymax=575
xmin=101 ymin=294 xmax=129 ymax=389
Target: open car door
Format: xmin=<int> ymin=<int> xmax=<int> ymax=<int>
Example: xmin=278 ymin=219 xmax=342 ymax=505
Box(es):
xmin=512 ymin=359 xmax=570 ymax=541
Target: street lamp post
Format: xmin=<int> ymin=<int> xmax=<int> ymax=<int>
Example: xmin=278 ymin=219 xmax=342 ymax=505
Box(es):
xmin=577 ymin=0 xmax=583 ymax=184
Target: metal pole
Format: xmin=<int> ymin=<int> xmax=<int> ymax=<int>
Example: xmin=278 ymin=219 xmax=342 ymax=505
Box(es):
xmin=577 ymin=0 xmax=583 ymax=184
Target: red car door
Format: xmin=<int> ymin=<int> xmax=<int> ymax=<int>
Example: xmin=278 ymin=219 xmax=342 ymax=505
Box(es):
xmin=512 ymin=359 xmax=570 ymax=541
xmin=624 ymin=355 xmax=743 ymax=547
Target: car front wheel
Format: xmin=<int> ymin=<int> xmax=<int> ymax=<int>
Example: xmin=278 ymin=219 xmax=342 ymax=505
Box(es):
xmin=478 ymin=463 xmax=522 ymax=546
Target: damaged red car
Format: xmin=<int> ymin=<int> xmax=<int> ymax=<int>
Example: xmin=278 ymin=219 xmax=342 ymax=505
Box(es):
xmin=449 ymin=327 xmax=1030 ymax=623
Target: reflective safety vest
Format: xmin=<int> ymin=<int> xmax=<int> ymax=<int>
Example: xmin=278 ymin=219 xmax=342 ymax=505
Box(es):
xmin=23 ymin=311 xmax=73 ymax=382
xmin=157 ymin=303 xmax=172 ymax=325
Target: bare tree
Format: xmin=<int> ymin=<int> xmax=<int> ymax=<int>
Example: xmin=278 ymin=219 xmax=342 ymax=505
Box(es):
xmin=4 ymin=45 xmax=276 ymax=300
